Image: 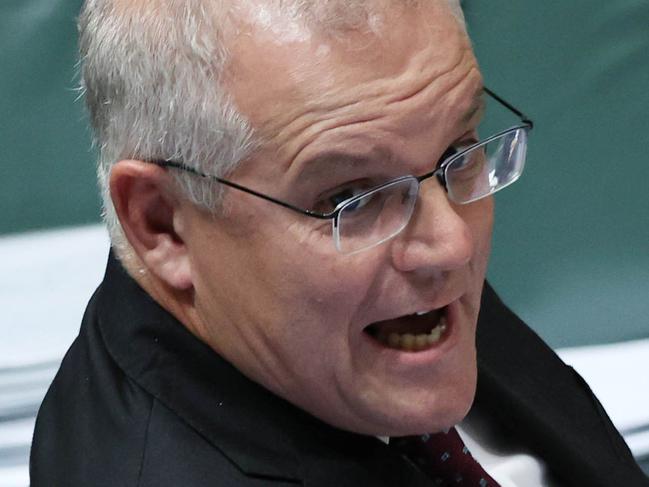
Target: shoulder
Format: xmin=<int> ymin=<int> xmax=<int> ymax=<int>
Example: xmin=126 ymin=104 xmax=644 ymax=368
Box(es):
xmin=137 ymin=399 xmax=298 ymax=487
xmin=475 ymin=282 xmax=649 ymax=486
xmin=30 ymin=290 xmax=153 ymax=486
xmin=30 ymin=276 xmax=299 ymax=487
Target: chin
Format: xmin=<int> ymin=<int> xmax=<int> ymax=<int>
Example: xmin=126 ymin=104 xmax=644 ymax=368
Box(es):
xmin=395 ymin=377 xmax=477 ymax=436
xmin=341 ymin=364 xmax=478 ymax=437
xmin=391 ymin=347 xmax=479 ymax=435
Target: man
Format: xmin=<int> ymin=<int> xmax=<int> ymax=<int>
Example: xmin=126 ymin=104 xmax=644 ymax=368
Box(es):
xmin=30 ymin=0 xmax=647 ymax=485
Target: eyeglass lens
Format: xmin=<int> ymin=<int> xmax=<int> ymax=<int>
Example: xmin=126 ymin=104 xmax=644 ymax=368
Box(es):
xmin=335 ymin=178 xmax=419 ymax=254
xmin=446 ymin=128 xmax=527 ymax=204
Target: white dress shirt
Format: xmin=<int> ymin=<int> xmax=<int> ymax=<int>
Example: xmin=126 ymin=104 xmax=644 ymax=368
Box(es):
xmin=377 ymin=405 xmax=559 ymax=486
xmin=456 ymin=406 xmax=558 ymax=487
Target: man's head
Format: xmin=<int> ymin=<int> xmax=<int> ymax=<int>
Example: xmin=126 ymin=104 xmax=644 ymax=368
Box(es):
xmin=80 ymin=0 xmax=493 ymax=436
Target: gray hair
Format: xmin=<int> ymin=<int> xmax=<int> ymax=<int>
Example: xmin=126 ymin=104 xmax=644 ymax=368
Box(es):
xmin=78 ymin=0 xmax=465 ymax=256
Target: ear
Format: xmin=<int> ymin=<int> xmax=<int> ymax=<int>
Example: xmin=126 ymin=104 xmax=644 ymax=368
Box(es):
xmin=109 ymin=160 xmax=193 ymax=290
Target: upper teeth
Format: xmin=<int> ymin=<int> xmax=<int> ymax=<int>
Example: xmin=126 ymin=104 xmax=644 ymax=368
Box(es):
xmin=415 ymin=310 xmax=430 ymax=316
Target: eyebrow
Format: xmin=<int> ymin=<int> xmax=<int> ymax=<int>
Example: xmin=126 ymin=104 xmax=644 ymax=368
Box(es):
xmin=295 ymin=146 xmax=396 ymax=182
xmin=463 ymin=90 xmax=486 ymax=125
xmin=294 ymin=89 xmax=486 ymax=183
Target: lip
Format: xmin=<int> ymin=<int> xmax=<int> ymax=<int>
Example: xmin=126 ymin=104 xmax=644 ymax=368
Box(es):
xmin=360 ymin=287 xmax=466 ymax=328
xmin=359 ymin=298 xmax=462 ymax=366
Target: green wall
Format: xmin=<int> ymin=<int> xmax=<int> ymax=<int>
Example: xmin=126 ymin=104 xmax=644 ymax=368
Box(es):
xmin=464 ymin=0 xmax=649 ymax=346
xmin=0 ymin=0 xmax=99 ymax=234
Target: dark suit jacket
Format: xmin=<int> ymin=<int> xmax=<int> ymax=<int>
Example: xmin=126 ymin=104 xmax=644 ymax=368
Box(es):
xmin=30 ymin=254 xmax=648 ymax=486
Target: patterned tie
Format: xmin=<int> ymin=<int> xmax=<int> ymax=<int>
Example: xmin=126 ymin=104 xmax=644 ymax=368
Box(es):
xmin=391 ymin=427 xmax=501 ymax=486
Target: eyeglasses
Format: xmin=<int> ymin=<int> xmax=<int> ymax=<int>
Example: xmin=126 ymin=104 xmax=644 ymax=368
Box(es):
xmin=152 ymin=88 xmax=533 ymax=254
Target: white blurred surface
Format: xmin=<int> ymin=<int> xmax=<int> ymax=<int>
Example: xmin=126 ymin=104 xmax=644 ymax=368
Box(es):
xmin=558 ymin=340 xmax=649 ymax=457
xmin=0 ymin=225 xmax=109 ymax=367
xmin=0 ymin=225 xmax=109 ymax=487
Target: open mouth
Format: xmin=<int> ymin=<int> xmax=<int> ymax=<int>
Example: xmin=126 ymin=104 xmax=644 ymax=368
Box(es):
xmin=363 ymin=307 xmax=449 ymax=352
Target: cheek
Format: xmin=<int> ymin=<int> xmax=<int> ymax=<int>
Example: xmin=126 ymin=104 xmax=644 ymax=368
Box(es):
xmin=232 ymin=218 xmax=376 ymax=328
xmin=286 ymin=220 xmax=333 ymax=253
xmin=477 ymin=198 xmax=494 ymax=260
xmin=457 ymin=196 xmax=493 ymax=263
xmin=281 ymin=219 xmax=378 ymax=290
xmin=452 ymin=197 xmax=493 ymax=307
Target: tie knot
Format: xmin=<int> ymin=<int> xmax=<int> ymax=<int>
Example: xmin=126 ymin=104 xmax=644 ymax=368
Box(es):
xmin=390 ymin=427 xmax=498 ymax=486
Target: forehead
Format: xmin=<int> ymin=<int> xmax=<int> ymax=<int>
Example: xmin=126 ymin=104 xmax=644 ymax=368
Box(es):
xmin=224 ymin=1 xmax=481 ymax=173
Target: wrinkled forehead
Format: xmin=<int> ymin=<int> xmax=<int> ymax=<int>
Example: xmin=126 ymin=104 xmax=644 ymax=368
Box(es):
xmin=223 ymin=0 xmax=477 ymax=145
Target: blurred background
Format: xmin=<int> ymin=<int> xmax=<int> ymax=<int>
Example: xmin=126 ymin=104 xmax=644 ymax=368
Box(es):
xmin=1 ymin=0 xmax=647 ymax=485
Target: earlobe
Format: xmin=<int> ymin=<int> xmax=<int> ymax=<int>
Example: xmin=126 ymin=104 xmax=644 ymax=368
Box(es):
xmin=109 ymin=160 xmax=193 ymax=290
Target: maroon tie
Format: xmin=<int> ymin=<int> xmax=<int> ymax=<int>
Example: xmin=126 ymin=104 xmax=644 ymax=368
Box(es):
xmin=391 ymin=427 xmax=501 ymax=486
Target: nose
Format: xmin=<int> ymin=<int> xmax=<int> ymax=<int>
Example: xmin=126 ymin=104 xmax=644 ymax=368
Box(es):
xmin=390 ymin=181 xmax=474 ymax=274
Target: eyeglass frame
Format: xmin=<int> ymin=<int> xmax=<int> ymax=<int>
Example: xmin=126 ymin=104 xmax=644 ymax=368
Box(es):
xmin=150 ymin=87 xmax=533 ymax=232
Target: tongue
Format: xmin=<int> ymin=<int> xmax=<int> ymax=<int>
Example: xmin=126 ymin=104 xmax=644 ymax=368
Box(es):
xmin=367 ymin=309 xmax=443 ymax=336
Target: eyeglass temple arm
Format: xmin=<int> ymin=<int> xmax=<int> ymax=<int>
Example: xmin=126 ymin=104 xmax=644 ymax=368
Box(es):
xmin=152 ymin=159 xmax=335 ymax=220
xmin=484 ymin=87 xmax=534 ymax=129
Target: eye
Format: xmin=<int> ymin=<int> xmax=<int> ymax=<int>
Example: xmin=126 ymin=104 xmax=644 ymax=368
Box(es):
xmin=447 ymin=147 xmax=487 ymax=179
xmin=437 ymin=146 xmax=459 ymax=167
xmin=438 ymin=135 xmax=480 ymax=166
xmin=314 ymin=181 xmax=374 ymax=213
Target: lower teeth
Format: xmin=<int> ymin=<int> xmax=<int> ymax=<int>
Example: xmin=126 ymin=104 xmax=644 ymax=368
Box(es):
xmin=381 ymin=317 xmax=447 ymax=351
